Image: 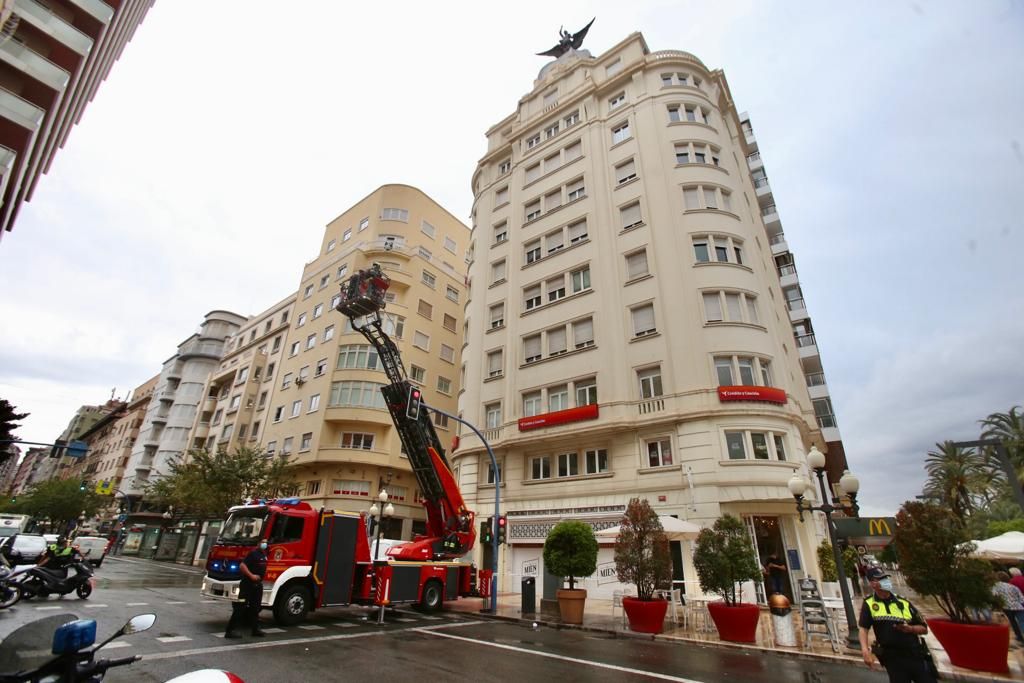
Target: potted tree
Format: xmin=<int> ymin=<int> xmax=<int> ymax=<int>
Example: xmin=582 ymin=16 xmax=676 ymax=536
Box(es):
xmin=543 ymin=520 xmax=598 ymax=625
xmin=893 ymin=501 xmax=1005 ymax=673
xmin=692 ymin=514 xmax=763 ymax=642
xmin=816 ymin=540 xmax=858 ymax=599
xmin=613 ymin=498 xmax=673 ymax=633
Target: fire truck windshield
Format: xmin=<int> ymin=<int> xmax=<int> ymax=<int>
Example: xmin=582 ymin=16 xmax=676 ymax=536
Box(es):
xmin=217 ymin=510 xmax=269 ymax=545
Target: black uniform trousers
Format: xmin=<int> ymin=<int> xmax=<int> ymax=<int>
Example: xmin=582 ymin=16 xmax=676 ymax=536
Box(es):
xmin=881 ymin=649 xmax=937 ymax=683
xmin=226 ymin=579 xmax=263 ymax=635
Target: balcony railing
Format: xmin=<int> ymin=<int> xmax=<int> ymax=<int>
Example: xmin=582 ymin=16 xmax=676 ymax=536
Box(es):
xmin=816 ymin=414 xmax=837 ymax=429
xmin=638 ymin=398 xmax=665 ymax=415
xmin=778 ymin=264 xmax=797 ymax=277
xmin=769 ymin=233 xmax=787 ymax=245
xmin=762 ymin=205 xmax=778 ymax=216
xmin=747 ymin=152 xmax=761 ymax=163
xmin=796 ymin=333 xmax=817 ymax=348
xmin=754 ymin=177 xmax=770 ymax=189
xmin=806 ymin=372 xmax=826 ymax=387
xmin=786 ymin=297 xmax=806 ymax=311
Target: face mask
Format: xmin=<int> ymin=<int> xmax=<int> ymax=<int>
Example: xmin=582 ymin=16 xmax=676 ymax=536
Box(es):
xmin=259 ymin=542 xmax=268 ymax=551
xmin=878 ymin=578 xmax=893 ymax=592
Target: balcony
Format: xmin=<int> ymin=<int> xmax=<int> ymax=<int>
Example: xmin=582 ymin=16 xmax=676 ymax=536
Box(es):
xmin=769 ymin=232 xmax=788 ymax=255
xmin=0 ymin=87 xmax=44 ymax=133
xmin=777 ymin=264 xmax=798 ymax=288
xmin=0 ymin=35 xmax=70 ymax=92
xmin=754 ymin=177 xmax=773 ymax=201
xmin=761 ymin=205 xmax=781 ymax=230
xmin=14 ymin=0 xmax=94 ymax=56
xmin=796 ymin=334 xmax=819 ymax=359
xmin=178 ymin=339 xmax=223 ymax=361
xmin=742 ymin=126 xmax=757 ymax=151
xmin=746 ymin=152 xmax=763 ymax=172
xmin=638 ymin=398 xmax=665 ymax=415
xmin=786 ymin=297 xmax=808 ymax=321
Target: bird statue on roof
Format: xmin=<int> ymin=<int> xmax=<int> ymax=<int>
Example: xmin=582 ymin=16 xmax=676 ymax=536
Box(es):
xmin=536 ymin=18 xmax=595 ymax=58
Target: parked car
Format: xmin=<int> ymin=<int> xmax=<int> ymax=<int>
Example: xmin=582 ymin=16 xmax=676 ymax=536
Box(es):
xmin=0 ymin=533 xmax=48 ymax=565
xmin=72 ymin=536 xmax=110 ymax=567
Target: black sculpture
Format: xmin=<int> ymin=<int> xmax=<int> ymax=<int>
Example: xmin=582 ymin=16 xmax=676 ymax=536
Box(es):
xmin=536 ymin=18 xmax=595 ymax=58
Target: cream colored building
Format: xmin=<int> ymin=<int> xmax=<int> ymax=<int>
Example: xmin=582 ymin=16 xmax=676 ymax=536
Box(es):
xmin=457 ymin=33 xmax=843 ymax=601
xmin=259 ymin=185 xmax=471 ymax=539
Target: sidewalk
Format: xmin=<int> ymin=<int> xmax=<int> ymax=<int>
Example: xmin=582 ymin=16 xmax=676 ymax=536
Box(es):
xmin=445 ymin=592 xmax=1024 ymax=683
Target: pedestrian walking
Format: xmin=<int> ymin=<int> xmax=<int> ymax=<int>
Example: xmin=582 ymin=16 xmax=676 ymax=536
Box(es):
xmin=1009 ymin=567 xmax=1024 ymax=595
xmin=763 ymin=553 xmax=787 ymax=595
xmin=993 ymin=571 xmax=1024 ymax=644
xmin=858 ymin=566 xmax=937 ymax=683
xmin=225 ymin=539 xmax=268 ymax=638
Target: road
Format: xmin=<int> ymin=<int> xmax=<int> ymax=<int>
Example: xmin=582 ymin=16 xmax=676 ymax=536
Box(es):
xmin=0 ymin=557 xmax=887 ymax=682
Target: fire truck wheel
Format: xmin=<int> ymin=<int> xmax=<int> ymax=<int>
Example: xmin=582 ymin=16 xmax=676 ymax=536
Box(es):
xmin=273 ymin=584 xmax=311 ymax=626
xmin=416 ymin=580 xmax=443 ymax=613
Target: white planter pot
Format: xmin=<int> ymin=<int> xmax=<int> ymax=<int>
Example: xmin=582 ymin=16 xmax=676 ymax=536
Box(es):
xmin=819 ymin=579 xmax=854 ymax=599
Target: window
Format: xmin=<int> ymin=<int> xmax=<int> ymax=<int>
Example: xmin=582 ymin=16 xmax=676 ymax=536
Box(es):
xmin=228 ymin=394 xmax=241 ymax=411
xmin=306 ymin=333 xmax=316 ymax=350
xmin=546 ymin=275 xmax=566 ymax=302
xmin=626 ymin=250 xmax=648 ymax=279
xmin=312 ymin=303 xmax=323 ymax=319
xmin=531 ymin=455 xmax=552 ymax=480
xmin=491 ymin=259 xmax=506 ymax=284
xmin=585 ymin=449 xmax=608 ymax=474
xmin=573 ymin=318 xmax=594 ymax=349
xmin=487 ymin=350 xmax=503 ymax=378
xmin=525 ymin=240 xmax=541 ymax=263
xmin=258 ymin=390 xmax=268 ymax=409
xmin=638 ymin=367 xmax=663 ymax=399
xmin=297 ymin=313 xmax=307 ymax=327
xmin=337 ymin=264 xmax=348 ymax=280
xmin=576 ymin=378 xmax=597 ymax=405
xmin=564 ymin=140 xmax=582 ymax=162
xmin=566 ymin=178 xmax=585 ymax=201
xmin=489 ymin=303 xmax=505 ymax=329
xmin=329 ymin=381 xmax=387 ymax=409
xmin=615 ymin=159 xmax=636 ymax=184
xmin=440 ymin=344 xmax=455 ymax=363
xmin=417 ymin=300 xmax=433 ymax=319
xmin=545 ymin=121 xmax=560 ymax=139
xmin=300 ymin=433 xmax=313 ymax=452
xmin=281 ymin=436 xmax=294 ymax=455
xmin=327 ymin=239 xmax=336 ymax=252
xmin=486 ymin=459 xmax=503 ymax=484
xmin=683 ymin=187 xmax=700 ymax=209
xmin=282 ymin=372 xmax=293 ymax=389
xmin=570 ymin=266 xmax=590 ymax=293
xmin=495 ymin=187 xmax=509 ymax=206
xmin=605 ymin=58 xmax=622 ymax=77
xmin=359 ymin=217 xmax=369 ymax=231
xmin=773 ymin=435 xmax=787 ymax=461
xmin=445 ymin=285 xmax=459 ymax=302
xmin=548 ymin=384 xmax=569 ymax=411
xmin=620 ymin=202 xmax=642 ymax=230
xmin=693 ymin=238 xmax=710 ymax=263
xmin=410 ymin=365 xmax=426 ymax=383
xmin=303 ymin=285 xmax=314 ymax=299
xmin=523 ymin=391 xmax=542 ymax=417
xmin=524 ymin=335 xmax=542 ymax=364
xmin=236 ymin=367 xmax=249 ymax=384
xmin=337 ymin=344 xmax=380 ymax=370
xmin=413 ymin=331 xmax=430 ymax=350
xmin=542 ymin=153 xmax=559 ymax=174
xmin=267 ymin=441 xmax=277 ymax=456
xmin=568 ymin=220 xmax=588 ymax=244
xmin=611 ymin=122 xmax=631 ymax=145
xmin=221 ymin=423 xmax=233 ymax=441
xmin=291 ymin=400 xmax=302 ymax=418
xmin=547 ymin=326 xmax=567 ymax=356
xmin=331 ymin=293 xmax=342 ymax=310
xmin=421 ymin=220 xmax=436 ymax=238
xmin=609 ymin=92 xmax=625 ymax=109
xmin=702 ymin=290 xmax=760 ymax=324
xmin=668 ymin=105 xmax=681 ymax=123
xmin=525 ymin=133 xmax=541 ymax=149
xmin=546 ymin=230 xmax=564 ymax=254
xmin=524 ymin=284 xmax=541 ymax=310
xmin=343 ymin=228 xmax=352 ymax=242
xmin=304 ymin=480 xmax=321 ymax=496
xmin=525 ymin=200 xmax=541 ymax=222
xmin=418 ymin=246 xmax=432 ymax=260
xmin=631 ymin=303 xmax=656 ymax=337
xmin=290 ymin=341 xmax=300 ymax=356
xmin=422 ymin=270 xmax=436 ymax=288
xmin=715 ymin=357 xmax=734 ymax=386
xmin=558 ymin=452 xmax=579 ymax=477
xmin=564 ymin=110 xmax=580 ymax=127
xmin=433 ymin=412 xmax=449 ymax=428
xmin=381 ymin=208 xmax=409 ymax=222
xmin=715 ymin=355 xmax=773 ymax=386
xmin=333 ymin=479 xmax=369 ymax=496
xmin=437 ymin=376 xmax=452 ymax=394
xmin=498 ymin=159 xmax=511 ymax=175
xmin=443 ymin=314 xmax=457 ymax=332
xmin=309 ymin=394 xmax=320 ymax=412
xmin=341 ymin=432 xmax=375 ymax=450
xmin=751 ymin=432 xmax=770 ymax=460
xmin=760 ymin=359 xmax=772 ymax=386
xmin=493 ymin=221 xmax=508 ymax=245
xmin=273 ymin=406 xmax=283 ymax=422
xmin=647 ymin=438 xmax=673 ymax=467
xmin=480 ymin=403 xmax=501 ymax=432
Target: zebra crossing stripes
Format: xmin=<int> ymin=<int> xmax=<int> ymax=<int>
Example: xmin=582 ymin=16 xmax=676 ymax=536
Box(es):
xmin=155 ymin=635 xmax=192 ymax=643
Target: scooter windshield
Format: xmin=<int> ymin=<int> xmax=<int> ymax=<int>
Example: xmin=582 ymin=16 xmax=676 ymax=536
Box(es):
xmin=0 ymin=612 xmax=78 ymax=675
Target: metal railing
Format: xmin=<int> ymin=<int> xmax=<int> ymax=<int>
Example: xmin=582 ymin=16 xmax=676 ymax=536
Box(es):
xmin=769 ymin=233 xmax=787 ymax=245
xmin=762 ymin=205 xmax=778 ymax=216
xmin=806 ymin=372 xmax=826 ymax=387
xmin=777 ymin=264 xmax=797 ymax=277
xmin=754 ymin=177 xmax=770 ymax=189
xmin=796 ymin=333 xmax=817 ymax=348
xmin=816 ymin=414 xmax=838 ymax=429
xmin=786 ymin=297 xmax=806 ymax=311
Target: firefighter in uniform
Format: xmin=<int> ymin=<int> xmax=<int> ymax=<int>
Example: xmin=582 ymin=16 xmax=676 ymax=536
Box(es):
xmin=225 ymin=540 xmax=268 ymax=638
xmin=858 ymin=566 xmax=937 ymax=683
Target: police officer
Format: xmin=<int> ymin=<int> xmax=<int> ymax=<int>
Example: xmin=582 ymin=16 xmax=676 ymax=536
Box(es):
xmin=858 ymin=566 xmax=937 ymax=683
xmin=225 ymin=539 xmax=268 ymax=638
xmin=38 ymin=536 xmax=75 ymax=573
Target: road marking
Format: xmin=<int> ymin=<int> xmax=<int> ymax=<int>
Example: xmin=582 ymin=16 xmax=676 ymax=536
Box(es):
xmin=414 ymin=628 xmax=707 ymax=683
xmin=419 ymin=616 xmax=442 ymax=620
xmin=333 ymin=622 xmax=358 ymax=628
xmin=201 ymin=599 xmax=219 ymax=603
xmin=263 ymin=628 xmax=285 ymax=634
xmin=85 ymin=604 xmax=109 ymax=608
xmin=395 ymin=618 xmax=417 ymax=623
xmin=165 ymin=601 xmax=187 ymax=605
xmin=35 ymin=606 xmax=62 ymax=611
xmin=103 ymin=642 xmax=131 ymax=649
xmin=126 ymin=602 xmax=149 ymax=606
xmin=140 ymin=621 xmax=485 ymax=661
xmin=155 ymin=636 xmax=192 ymax=643
xmin=297 ymin=624 xmax=325 ymax=630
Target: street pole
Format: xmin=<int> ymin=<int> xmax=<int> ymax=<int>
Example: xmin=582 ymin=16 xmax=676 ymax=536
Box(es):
xmin=812 ymin=469 xmax=861 ymax=650
xmin=421 ymin=402 xmax=500 ymax=615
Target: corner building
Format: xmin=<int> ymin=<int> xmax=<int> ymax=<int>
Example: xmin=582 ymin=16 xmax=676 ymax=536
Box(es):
xmin=457 ymin=33 xmax=842 ymax=601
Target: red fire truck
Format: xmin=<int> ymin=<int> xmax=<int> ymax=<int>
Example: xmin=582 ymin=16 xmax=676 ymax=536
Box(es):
xmin=201 ymin=265 xmax=488 ymax=625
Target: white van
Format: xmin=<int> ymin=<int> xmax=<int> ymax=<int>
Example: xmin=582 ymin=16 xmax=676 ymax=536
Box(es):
xmin=72 ymin=536 xmax=110 ymax=567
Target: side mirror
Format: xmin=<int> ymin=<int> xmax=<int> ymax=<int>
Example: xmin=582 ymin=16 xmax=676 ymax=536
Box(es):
xmin=122 ymin=614 xmax=156 ymax=635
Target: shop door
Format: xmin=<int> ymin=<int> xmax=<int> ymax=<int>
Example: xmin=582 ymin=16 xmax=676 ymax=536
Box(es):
xmin=743 ymin=517 xmax=767 ymax=604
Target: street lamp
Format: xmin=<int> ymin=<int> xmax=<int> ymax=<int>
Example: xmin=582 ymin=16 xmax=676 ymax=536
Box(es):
xmin=789 ymin=446 xmax=862 ymax=650
xmin=369 ymin=489 xmax=394 ymax=624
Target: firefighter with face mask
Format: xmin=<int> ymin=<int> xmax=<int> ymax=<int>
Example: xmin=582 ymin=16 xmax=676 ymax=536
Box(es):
xmin=858 ymin=566 xmax=937 ymax=682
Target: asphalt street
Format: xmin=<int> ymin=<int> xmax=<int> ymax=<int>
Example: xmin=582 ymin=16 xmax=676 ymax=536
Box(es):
xmin=0 ymin=557 xmax=888 ymax=682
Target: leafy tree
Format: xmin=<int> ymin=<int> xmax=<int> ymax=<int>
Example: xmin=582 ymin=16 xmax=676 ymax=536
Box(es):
xmin=985 ymin=518 xmax=1024 ymax=538
xmin=17 ymin=478 xmax=104 ymax=532
xmin=146 ymin=447 xmax=294 ymax=522
xmin=692 ymin=514 xmax=762 ymax=605
xmin=816 ymin=540 xmax=858 ymax=582
xmin=0 ymin=399 xmax=28 ymax=462
xmin=922 ymin=441 xmax=994 ymax=523
xmin=981 ymin=406 xmax=1024 ymax=481
xmin=543 ymin=520 xmax=598 ymax=591
xmin=612 ymin=498 xmax=672 ymax=601
xmin=877 ymin=542 xmax=899 ymax=565
xmin=893 ymin=500 xmax=998 ymax=623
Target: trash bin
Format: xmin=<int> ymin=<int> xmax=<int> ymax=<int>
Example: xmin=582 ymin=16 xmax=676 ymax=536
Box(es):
xmin=521 ymin=577 xmax=536 ymax=615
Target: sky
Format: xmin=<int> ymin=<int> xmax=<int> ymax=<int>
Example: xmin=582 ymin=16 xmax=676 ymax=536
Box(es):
xmin=0 ymin=1 xmax=1022 ymax=517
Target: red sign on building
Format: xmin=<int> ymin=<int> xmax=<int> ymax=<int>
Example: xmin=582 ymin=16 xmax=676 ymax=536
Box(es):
xmin=717 ymin=386 xmax=787 ymax=405
xmin=518 ymin=403 xmax=600 ymax=431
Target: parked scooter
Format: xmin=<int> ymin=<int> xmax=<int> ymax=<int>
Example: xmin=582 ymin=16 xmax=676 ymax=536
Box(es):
xmin=14 ymin=549 xmax=94 ymax=600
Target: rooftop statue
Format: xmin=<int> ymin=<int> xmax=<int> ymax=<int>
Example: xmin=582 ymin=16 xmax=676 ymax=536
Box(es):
xmin=536 ymin=18 xmax=595 ymax=58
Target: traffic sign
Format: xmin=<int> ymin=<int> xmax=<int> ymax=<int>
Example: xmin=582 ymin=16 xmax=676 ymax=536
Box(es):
xmin=856 ymin=545 xmax=867 ymax=555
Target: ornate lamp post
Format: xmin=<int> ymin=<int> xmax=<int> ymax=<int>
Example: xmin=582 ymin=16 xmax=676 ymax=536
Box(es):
xmin=788 ymin=446 xmax=862 ymax=650
xmin=368 ymin=489 xmax=394 ymax=624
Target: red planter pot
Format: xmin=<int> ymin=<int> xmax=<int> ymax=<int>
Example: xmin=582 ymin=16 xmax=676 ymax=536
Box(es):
xmin=706 ymin=601 xmax=761 ymax=643
xmin=927 ymin=618 xmax=1009 ymax=674
xmin=622 ymin=597 xmax=668 ymax=634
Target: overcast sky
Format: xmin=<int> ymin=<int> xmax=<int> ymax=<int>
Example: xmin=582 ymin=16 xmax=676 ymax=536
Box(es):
xmin=1 ymin=1 xmax=1021 ymax=516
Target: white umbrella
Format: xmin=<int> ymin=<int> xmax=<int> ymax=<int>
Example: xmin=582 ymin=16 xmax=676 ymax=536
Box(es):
xmin=966 ymin=531 xmax=1024 ymax=561
xmin=595 ymin=516 xmax=701 ymax=542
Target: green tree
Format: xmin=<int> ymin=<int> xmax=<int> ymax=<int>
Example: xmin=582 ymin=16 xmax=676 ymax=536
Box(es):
xmin=893 ymin=501 xmax=997 ymax=623
xmin=17 ymin=478 xmax=104 ymax=531
xmin=0 ymin=399 xmax=28 ymax=462
xmin=816 ymin=540 xmax=858 ymax=581
xmin=543 ymin=520 xmax=598 ymax=591
xmin=146 ymin=447 xmax=294 ymax=522
xmin=692 ymin=514 xmax=762 ymax=605
xmin=922 ymin=441 xmax=993 ymax=523
xmin=612 ymin=498 xmax=672 ymax=601
xmin=985 ymin=518 xmax=1024 ymax=538
xmin=981 ymin=406 xmax=1024 ymax=481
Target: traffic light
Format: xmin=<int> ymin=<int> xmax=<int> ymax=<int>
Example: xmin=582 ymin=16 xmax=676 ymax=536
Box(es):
xmin=496 ymin=515 xmax=507 ymax=545
xmin=480 ymin=517 xmax=493 ymax=544
xmin=9 ymin=496 xmax=15 ymax=504
xmin=406 ymin=385 xmax=422 ymax=420
xmin=79 ymin=480 xmax=87 ymax=492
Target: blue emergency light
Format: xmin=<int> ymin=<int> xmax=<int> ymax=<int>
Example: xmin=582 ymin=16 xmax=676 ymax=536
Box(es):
xmin=52 ymin=619 xmax=97 ymax=654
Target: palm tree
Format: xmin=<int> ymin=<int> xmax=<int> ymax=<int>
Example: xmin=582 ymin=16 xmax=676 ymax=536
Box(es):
xmin=981 ymin=406 xmax=1024 ymax=480
xmin=923 ymin=441 xmax=993 ymax=523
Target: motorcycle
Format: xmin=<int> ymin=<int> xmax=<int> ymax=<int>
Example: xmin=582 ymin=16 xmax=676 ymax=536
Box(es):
xmin=0 ymin=612 xmax=155 ymax=682
xmin=0 ymin=556 xmax=21 ymax=609
xmin=14 ymin=550 xmax=94 ymax=600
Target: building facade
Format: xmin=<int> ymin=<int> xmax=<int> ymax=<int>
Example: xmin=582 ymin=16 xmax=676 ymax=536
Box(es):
xmin=259 ymin=185 xmax=471 ymax=539
xmin=457 ymin=33 xmax=845 ymax=601
xmin=10 ymin=445 xmax=52 ymax=495
xmin=0 ymin=0 xmax=155 ymax=240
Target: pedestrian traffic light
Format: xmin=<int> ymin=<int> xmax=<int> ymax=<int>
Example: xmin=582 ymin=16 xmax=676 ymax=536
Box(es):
xmin=406 ymin=385 xmax=422 ymax=420
xmin=496 ymin=514 xmax=507 ymax=545
xmin=481 ymin=517 xmax=493 ymax=544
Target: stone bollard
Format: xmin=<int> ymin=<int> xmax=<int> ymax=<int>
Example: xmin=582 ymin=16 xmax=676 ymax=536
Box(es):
xmin=769 ymin=594 xmax=797 ymax=647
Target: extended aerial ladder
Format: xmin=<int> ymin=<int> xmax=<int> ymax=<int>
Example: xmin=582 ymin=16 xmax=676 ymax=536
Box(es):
xmin=334 ymin=264 xmax=475 ymax=561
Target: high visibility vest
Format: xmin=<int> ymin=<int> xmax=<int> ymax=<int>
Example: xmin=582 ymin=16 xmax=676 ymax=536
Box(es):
xmin=865 ymin=595 xmax=913 ymax=622
xmin=48 ymin=544 xmax=72 ymax=557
